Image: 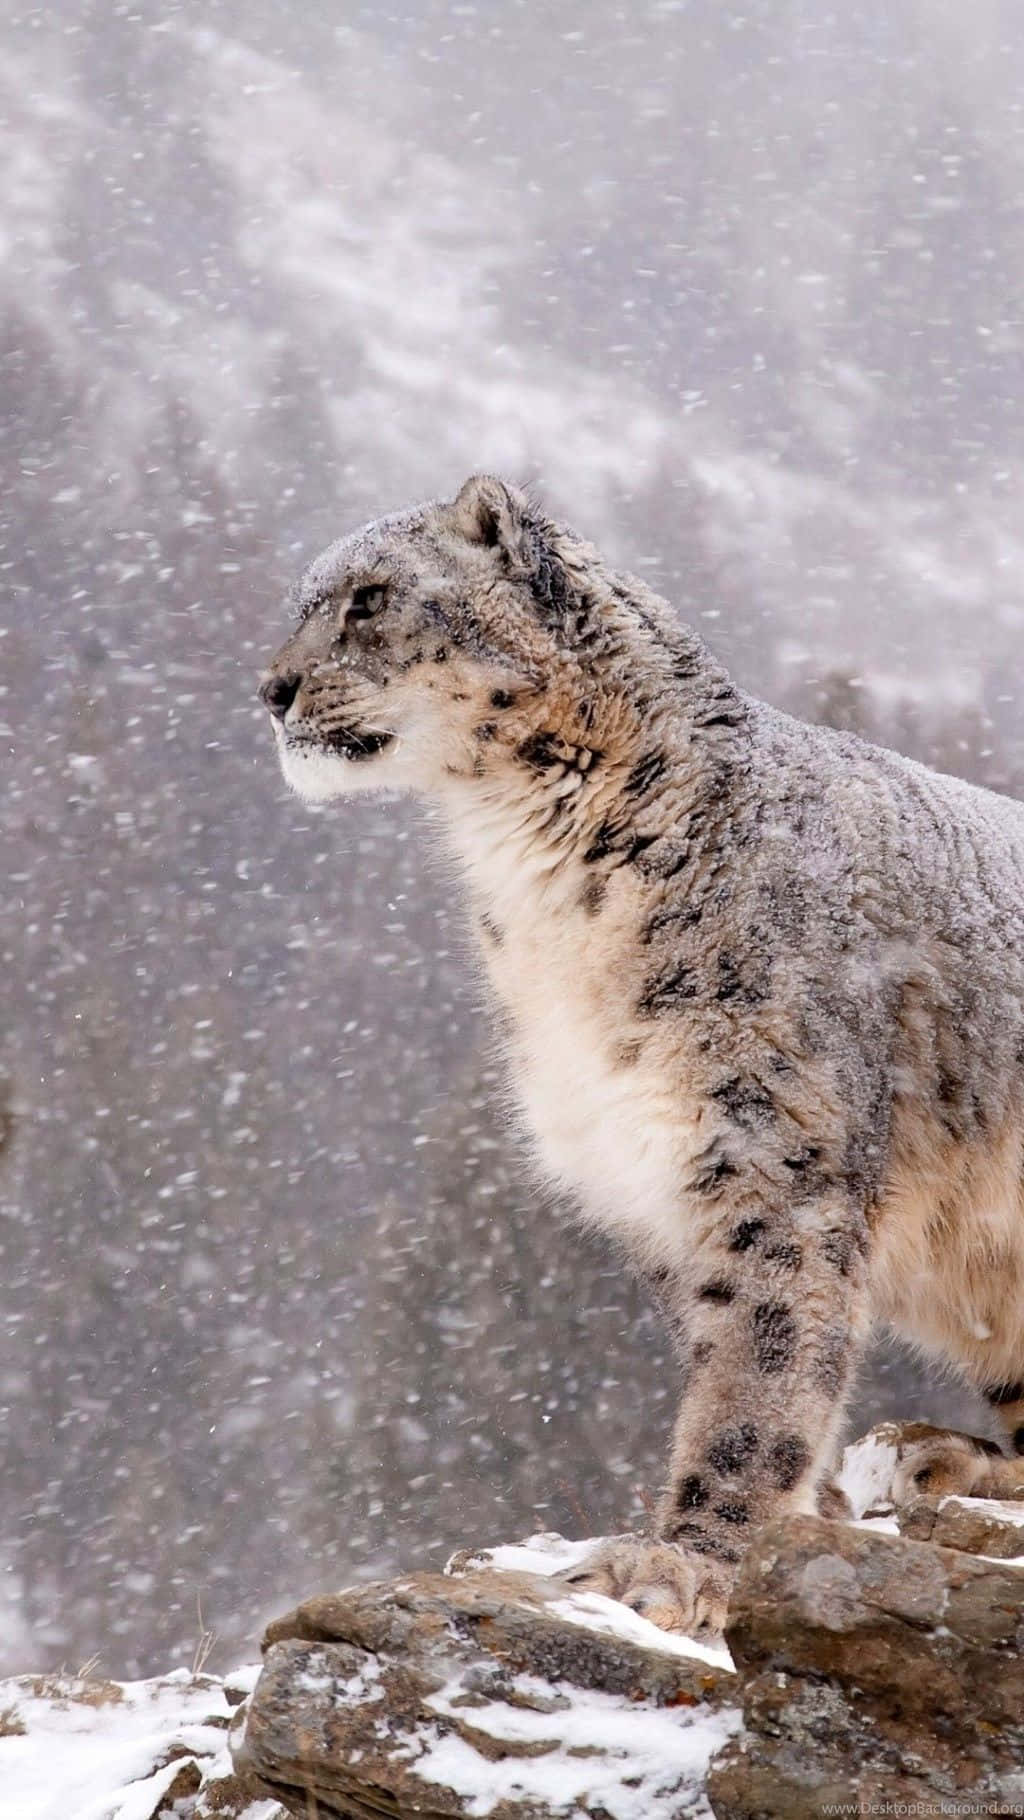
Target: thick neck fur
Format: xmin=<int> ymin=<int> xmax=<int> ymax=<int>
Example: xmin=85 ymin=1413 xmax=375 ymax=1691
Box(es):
xmin=436 ymin=551 xmax=747 ymax=919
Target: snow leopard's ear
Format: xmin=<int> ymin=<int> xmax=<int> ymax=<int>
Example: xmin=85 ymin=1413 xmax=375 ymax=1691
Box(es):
xmin=451 ymin=474 xmax=536 ymax=576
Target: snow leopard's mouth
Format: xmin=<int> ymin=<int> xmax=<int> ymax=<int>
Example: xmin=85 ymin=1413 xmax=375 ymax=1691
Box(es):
xmin=281 ymin=722 xmax=395 ymax=765
xmin=288 ymin=726 xmax=396 ymax=763
xmin=314 ymin=726 xmax=395 ymax=762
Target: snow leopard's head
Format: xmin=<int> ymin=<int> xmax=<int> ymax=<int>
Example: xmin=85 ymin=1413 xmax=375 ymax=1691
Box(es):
xmin=259 ymin=475 xmax=603 ymax=804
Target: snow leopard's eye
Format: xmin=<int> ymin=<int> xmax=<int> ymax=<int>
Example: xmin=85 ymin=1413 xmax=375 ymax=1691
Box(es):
xmin=347 ymin=582 xmax=388 ymax=624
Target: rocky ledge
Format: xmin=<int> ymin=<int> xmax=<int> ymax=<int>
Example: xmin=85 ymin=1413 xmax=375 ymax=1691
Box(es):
xmin=236 ymin=1546 xmax=737 ymax=1820
xmin=232 ymin=1423 xmax=1024 ymax=1820
xmin=4 ymin=1425 xmax=1023 ymax=1820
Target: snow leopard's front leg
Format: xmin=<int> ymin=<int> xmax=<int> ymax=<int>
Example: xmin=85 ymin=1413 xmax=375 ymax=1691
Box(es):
xmin=561 ymin=1190 xmax=872 ymax=1637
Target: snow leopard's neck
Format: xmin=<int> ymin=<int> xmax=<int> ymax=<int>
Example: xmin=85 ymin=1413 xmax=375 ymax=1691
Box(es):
xmin=435 ymin=610 xmax=749 ymax=926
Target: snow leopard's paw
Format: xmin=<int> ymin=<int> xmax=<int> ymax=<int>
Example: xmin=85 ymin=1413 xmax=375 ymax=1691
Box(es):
xmin=555 ymin=1536 xmax=734 ymax=1639
xmin=889 ymin=1421 xmax=1024 ymax=1507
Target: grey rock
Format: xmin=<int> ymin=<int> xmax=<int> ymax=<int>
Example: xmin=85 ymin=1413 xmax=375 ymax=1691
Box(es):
xmin=709 ymin=1513 xmax=1024 ymax=1818
xmin=236 ymin=1567 xmax=739 ymax=1819
xmin=899 ymin=1492 xmax=1024 ymax=1558
xmin=231 ymin=1490 xmax=1024 ymax=1819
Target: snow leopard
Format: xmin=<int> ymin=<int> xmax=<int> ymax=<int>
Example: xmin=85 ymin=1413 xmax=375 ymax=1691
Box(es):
xmin=259 ymin=474 xmax=1024 ymax=1636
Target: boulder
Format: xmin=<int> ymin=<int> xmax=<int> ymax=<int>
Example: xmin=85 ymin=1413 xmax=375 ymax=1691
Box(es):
xmin=899 ymin=1490 xmax=1024 ymax=1556
xmin=709 ymin=1513 xmax=1024 ymax=1818
xmin=235 ymin=1556 xmax=739 ymax=1819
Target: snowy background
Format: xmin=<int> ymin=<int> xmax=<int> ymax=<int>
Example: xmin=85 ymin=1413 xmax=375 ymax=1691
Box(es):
xmin=3 ymin=0 xmax=1024 ymax=1676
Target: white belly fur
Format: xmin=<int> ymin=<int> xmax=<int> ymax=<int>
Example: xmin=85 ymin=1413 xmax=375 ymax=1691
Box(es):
xmin=452 ymin=804 xmax=704 ymax=1266
xmin=488 ymin=933 xmax=693 ymax=1263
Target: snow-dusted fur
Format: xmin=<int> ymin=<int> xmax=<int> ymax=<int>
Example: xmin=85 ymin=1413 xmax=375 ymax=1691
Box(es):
xmin=260 ymin=474 xmax=1024 ymax=1633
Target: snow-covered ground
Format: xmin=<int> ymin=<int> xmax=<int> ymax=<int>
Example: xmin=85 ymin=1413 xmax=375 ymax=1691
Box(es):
xmin=0 ymin=1665 xmax=275 ymax=1820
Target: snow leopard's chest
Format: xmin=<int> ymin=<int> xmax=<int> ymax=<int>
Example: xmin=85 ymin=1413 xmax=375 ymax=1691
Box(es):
xmin=484 ymin=922 xmax=693 ymax=1257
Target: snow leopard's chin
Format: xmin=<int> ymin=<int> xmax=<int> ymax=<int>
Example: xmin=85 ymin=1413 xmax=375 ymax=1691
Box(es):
xmin=276 ymin=726 xmax=396 ymax=802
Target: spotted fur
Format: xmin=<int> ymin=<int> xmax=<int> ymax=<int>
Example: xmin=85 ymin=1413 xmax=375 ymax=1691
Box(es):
xmin=261 ymin=473 xmax=1024 ymax=1636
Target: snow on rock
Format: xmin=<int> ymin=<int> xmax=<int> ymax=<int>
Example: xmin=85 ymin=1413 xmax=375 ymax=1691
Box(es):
xmin=413 ymin=1670 xmax=740 ymax=1820
xmin=836 ymin=1420 xmax=902 ymax=1517
xmin=943 ymin=1495 xmax=1024 ymax=1527
xmin=447 ymin=1529 xmax=597 ymax=1580
xmin=239 ymin=1489 xmax=1024 ymax=1817
xmin=447 ymin=1530 xmax=733 ymax=1668
xmin=545 ymin=1591 xmax=732 ymax=1671
xmin=239 ymin=1563 xmax=739 ymax=1819
xmin=0 ymin=1669 xmax=282 ymax=1820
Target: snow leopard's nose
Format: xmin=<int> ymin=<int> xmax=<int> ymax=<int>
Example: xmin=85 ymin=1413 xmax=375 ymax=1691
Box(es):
xmin=260 ymin=671 xmax=301 ymax=721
